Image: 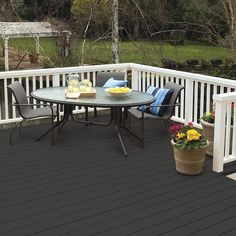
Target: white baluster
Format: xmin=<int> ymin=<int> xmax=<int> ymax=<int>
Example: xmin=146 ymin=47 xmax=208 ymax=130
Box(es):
xmin=184 ymin=79 xmax=193 ymax=124
xmin=213 ymin=97 xmax=226 ymax=172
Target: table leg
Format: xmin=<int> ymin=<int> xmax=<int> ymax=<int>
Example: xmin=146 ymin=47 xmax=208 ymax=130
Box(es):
xmin=36 ymin=104 xmax=71 ymax=141
xmin=59 ymin=104 xmax=72 ymax=130
xmin=71 ymin=108 xmax=113 ymax=126
xmin=112 ymin=107 xmax=128 ymax=157
xmin=115 ymin=124 xmax=127 ymax=157
xmin=36 ymin=104 xmax=128 ymax=157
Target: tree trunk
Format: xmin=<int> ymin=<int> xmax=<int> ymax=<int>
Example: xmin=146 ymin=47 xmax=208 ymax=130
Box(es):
xmin=222 ymin=0 xmax=236 ymax=61
xmin=112 ymin=0 xmax=119 ymax=64
xmin=80 ymin=7 xmax=93 ymax=66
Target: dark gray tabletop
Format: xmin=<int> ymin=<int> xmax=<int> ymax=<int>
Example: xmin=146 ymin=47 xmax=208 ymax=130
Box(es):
xmin=31 ymin=87 xmax=155 ymax=108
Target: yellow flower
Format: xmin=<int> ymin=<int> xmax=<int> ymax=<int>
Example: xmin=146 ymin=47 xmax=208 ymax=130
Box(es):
xmin=176 ymin=132 xmax=185 ymax=140
xmin=187 ymin=129 xmax=201 ymax=141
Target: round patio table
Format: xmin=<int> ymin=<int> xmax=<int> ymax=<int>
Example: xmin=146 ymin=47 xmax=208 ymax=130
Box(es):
xmin=31 ymin=87 xmax=155 ymax=156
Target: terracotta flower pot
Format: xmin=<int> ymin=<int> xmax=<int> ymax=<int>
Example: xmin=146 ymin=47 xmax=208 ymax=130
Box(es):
xmin=200 ymin=119 xmax=214 ymax=156
xmin=171 ymin=139 xmax=209 ymax=175
xmin=200 ymin=119 xmax=233 ymax=157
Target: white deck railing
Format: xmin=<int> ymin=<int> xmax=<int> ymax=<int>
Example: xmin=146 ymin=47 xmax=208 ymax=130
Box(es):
xmin=1 ymin=63 xmax=236 ymax=171
xmin=0 ymin=63 xmax=130 ymax=124
xmin=213 ymin=92 xmax=236 ymax=172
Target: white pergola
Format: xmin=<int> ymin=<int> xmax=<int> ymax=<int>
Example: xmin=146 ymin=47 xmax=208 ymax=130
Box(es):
xmin=0 ymin=22 xmax=70 ymax=70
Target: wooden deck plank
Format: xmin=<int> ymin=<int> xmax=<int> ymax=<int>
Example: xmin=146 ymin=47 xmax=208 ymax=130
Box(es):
xmin=57 ymin=183 xmax=236 ymax=236
xmin=0 ymin=117 xmax=235 ymax=235
xmin=0 ymin=173 xmax=224 ymax=234
xmin=167 ymin=211 xmax=236 ymax=236
xmin=220 ymin=227 xmax=236 ymax=236
xmin=127 ymin=202 xmax=236 ymax=236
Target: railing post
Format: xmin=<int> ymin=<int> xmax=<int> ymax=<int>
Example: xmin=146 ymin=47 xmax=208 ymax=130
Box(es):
xmin=4 ymin=37 xmax=9 ymax=71
xmin=184 ymin=78 xmax=193 ymax=124
xmin=131 ymin=69 xmax=139 ymax=90
xmin=36 ymin=35 xmax=40 ymax=54
xmin=213 ymin=97 xmax=226 ymax=172
xmin=53 ymin=73 xmax=60 ymax=87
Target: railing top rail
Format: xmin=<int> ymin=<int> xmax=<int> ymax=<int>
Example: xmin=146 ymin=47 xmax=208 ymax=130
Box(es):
xmin=1 ymin=62 xmax=236 ymax=89
xmin=129 ymin=63 xmax=236 ymax=87
xmin=213 ymin=91 xmax=236 ymax=102
xmin=0 ymin=63 xmax=132 ymax=78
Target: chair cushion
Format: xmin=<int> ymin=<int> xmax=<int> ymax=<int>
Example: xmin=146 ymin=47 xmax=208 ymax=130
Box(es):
xmin=137 ymin=86 xmax=159 ymax=112
xmin=149 ymin=88 xmax=174 ymax=116
xmin=129 ymin=107 xmax=162 ymax=119
xmin=103 ymin=77 xmax=127 ymax=88
xmin=24 ymin=106 xmax=57 ymax=119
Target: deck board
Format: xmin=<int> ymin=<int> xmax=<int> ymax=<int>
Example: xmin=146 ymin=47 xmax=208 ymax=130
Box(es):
xmin=0 ymin=117 xmax=236 ymax=235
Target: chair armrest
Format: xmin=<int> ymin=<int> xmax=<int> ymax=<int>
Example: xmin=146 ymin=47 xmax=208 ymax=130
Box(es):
xmin=142 ymin=103 xmax=181 ymax=112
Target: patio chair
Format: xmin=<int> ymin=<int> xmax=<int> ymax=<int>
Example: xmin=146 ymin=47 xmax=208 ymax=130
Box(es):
xmin=85 ymin=71 xmax=126 ymax=120
xmin=7 ymin=81 xmax=58 ymax=145
xmin=128 ymin=81 xmax=184 ymax=146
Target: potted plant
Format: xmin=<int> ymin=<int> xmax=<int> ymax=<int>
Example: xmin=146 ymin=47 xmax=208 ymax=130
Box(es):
xmin=200 ymin=111 xmax=215 ymax=156
xmin=170 ymin=122 xmax=209 ymax=175
xmin=200 ymin=105 xmax=234 ymax=156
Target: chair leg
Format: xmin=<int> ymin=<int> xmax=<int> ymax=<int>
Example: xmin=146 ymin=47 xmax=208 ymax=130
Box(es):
xmin=85 ymin=106 xmax=89 ymax=126
xmin=141 ymin=114 xmax=144 ymax=148
xmin=94 ymin=107 xmax=97 ymax=117
xmin=51 ymin=115 xmax=54 ymax=145
xmin=57 ymin=104 xmax=60 ymax=131
xmin=19 ymin=121 xmax=23 ymax=136
xmin=123 ymin=107 xmax=128 ymax=125
xmin=10 ymin=120 xmax=24 ymax=145
xmin=162 ymin=120 xmax=168 ymax=134
xmin=128 ymin=112 xmax=131 ymax=136
xmin=127 ymin=112 xmax=144 ymax=147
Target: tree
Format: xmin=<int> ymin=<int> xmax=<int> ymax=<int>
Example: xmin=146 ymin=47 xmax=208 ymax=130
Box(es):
xmin=168 ymin=0 xmax=236 ymax=61
xmin=72 ymin=0 xmax=120 ymax=64
xmin=72 ymin=0 xmax=95 ymax=65
xmin=221 ymin=0 xmax=236 ymax=61
xmin=111 ymin=0 xmax=119 ymax=63
xmin=23 ymin=0 xmax=71 ymax=20
xmin=0 ymin=0 xmax=16 ymax=21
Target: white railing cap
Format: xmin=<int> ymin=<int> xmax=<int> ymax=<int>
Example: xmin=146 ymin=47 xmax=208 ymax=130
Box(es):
xmin=213 ymin=91 xmax=236 ymax=102
xmin=129 ymin=63 xmax=236 ymax=87
xmin=0 ymin=63 xmax=132 ymax=78
xmin=1 ymin=62 xmax=236 ymax=89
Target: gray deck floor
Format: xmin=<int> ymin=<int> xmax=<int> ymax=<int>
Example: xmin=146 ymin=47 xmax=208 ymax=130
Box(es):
xmin=1 ymin=116 xmax=236 ymax=236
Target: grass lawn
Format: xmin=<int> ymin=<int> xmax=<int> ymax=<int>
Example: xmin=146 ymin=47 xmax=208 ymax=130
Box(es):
xmin=7 ymin=38 xmax=230 ymax=67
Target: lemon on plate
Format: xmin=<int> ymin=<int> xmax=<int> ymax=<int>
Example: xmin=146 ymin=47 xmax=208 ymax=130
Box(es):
xmin=107 ymin=87 xmax=132 ymax=93
xmin=105 ymin=87 xmax=132 ymax=97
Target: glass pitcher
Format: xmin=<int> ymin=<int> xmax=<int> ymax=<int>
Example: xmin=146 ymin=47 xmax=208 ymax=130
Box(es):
xmin=66 ymin=74 xmax=80 ymax=93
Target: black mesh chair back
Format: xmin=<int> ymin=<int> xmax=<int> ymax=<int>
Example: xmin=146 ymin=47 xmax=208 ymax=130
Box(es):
xmin=128 ymin=81 xmax=184 ymax=146
xmin=7 ymin=81 xmax=31 ymax=119
xmin=7 ymin=81 xmax=57 ymax=145
xmin=84 ymin=71 xmax=126 ymax=120
xmin=162 ymin=82 xmax=184 ymax=120
xmin=96 ymin=72 xmax=125 ymax=87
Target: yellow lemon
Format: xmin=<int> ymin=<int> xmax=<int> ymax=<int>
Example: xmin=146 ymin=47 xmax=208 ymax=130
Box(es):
xmin=79 ymin=85 xmax=86 ymax=92
xmin=73 ymin=87 xmax=79 ymax=93
xmin=67 ymin=86 xmax=74 ymax=93
xmin=85 ymin=87 xmax=92 ymax=92
xmin=108 ymin=87 xmax=131 ymax=93
xmin=83 ymin=79 xmax=89 ymax=85
xmin=70 ymin=79 xmax=78 ymax=87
